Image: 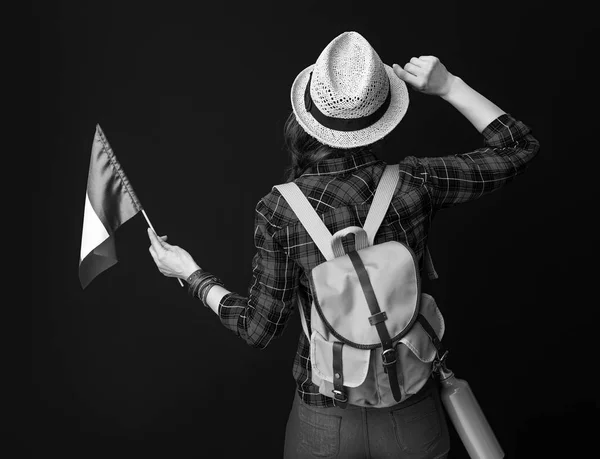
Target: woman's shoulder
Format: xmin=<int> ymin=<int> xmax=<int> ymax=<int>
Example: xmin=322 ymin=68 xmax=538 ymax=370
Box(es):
xmin=255 ymin=156 xmax=425 ymax=230
xmin=255 ymin=172 xmax=339 ymax=230
xmin=254 ymin=183 xmax=298 ymax=230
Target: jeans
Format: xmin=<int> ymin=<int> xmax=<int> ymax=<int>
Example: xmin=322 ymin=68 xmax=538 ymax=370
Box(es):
xmin=284 ymin=377 xmax=450 ymax=458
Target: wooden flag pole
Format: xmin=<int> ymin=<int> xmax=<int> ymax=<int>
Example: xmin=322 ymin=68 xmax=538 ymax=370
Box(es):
xmin=141 ymin=209 xmax=184 ymax=287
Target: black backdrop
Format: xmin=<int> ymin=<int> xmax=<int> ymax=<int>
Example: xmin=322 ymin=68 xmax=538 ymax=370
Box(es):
xmin=34 ymin=1 xmax=594 ymax=458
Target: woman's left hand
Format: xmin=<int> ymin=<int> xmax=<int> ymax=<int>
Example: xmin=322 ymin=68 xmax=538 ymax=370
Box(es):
xmin=147 ymin=228 xmax=200 ymax=280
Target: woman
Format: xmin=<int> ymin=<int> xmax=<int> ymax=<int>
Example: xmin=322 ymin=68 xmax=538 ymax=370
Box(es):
xmin=147 ymin=31 xmax=539 ymax=458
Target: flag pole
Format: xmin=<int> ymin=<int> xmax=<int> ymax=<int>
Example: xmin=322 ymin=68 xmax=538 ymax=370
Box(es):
xmin=141 ymin=209 xmax=184 ymax=287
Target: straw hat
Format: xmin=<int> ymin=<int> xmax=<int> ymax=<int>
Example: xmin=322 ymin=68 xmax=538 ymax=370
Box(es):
xmin=291 ymin=31 xmax=409 ymax=149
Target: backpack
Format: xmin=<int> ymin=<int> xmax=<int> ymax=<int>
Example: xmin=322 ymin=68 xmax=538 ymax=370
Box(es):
xmin=274 ymin=164 xmax=448 ymax=408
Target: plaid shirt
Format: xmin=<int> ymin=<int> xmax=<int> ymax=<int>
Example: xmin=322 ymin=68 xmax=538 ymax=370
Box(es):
xmin=218 ymin=114 xmax=540 ymax=407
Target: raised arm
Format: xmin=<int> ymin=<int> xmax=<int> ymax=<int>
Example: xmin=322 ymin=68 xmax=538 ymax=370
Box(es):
xmin=393 ymin=56 xmax=540 ymax=210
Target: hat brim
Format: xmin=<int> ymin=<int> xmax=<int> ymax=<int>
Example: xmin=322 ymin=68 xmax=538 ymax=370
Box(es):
xmin=290 ymin=64 xmax=409 ymax=149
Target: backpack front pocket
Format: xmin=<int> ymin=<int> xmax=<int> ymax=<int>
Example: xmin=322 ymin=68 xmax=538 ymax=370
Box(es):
xmin=310 ymin=329 xmax=389 ymax=406
xmin=310 ymin=293 xmax=446 ymax=407
xmin=399 ymin=293 xmax=445 ymax=363
xmin=310 ymin=330 xmax=371 ymax=388
xmin=396 ymin=293 xmax=445 ymax=395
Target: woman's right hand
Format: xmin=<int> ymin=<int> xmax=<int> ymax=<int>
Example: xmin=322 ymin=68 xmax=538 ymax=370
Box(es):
xmin=393 ymin=56 xmax=456 ymax=97
xmin=147 ymin=228 xmax=201 ymax=281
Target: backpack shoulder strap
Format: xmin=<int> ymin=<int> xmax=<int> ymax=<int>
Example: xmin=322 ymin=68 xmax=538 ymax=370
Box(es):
xmin=363 ymin=164 xmax=400 ymax=245
xmin=274 ymin=167 xmax=440 ymax=277
xmin=273 ymin=183 xmax=336 ymax=261
xmin=363 ymin=164 xmax=439 ymax=280
xmin=274 ymin=182 xmax=334 ymax=339
xmin=297 ymin=295 xmax=310 ymax=339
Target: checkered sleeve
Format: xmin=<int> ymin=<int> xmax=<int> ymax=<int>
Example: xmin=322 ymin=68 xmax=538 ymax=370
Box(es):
xmin=417 ymin=114 xmax=540 ymax=210
xmin=217 ymin=197 xmax=301 ymax=348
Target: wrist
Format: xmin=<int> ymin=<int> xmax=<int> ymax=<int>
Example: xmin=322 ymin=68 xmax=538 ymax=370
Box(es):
xmin=440 ymin=74 xmax=462 ymax=101
xmin=183 ymin=263 xmax=202 ymax=280
xmin=185 ymin=268 xmax=225 ymax=308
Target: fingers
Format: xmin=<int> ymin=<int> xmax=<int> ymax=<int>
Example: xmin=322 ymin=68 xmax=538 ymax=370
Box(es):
xmin=148 ymin=239 xmax=169 ymax=275
xmin=403 ymin=62 xmax=421 ymax=76
xmin=147 ymin=227 xmax=169 ymax=251
xmin=394 ymin=55 xmax=443 ymax=92
xmin=407 ymin=56 xmax=440 ymax=71
xmin=147 ymin=227 xmax=162 ymax=247
xmin=409 ymin=57 xmax=427 ymax=67
xmin=148 ymin=244 xmax=158 ymax=263
xmin=393 ymin=64 xmax=420 ymax=86
xmin=148 ymin=228 xmax=173 ymax=261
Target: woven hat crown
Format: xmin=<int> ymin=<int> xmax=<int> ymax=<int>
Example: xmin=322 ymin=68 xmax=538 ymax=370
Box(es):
xmin=290 ymin=31 xmax=408 ymax=149
xmin=310 ymin=31 xmax=390 ymax=120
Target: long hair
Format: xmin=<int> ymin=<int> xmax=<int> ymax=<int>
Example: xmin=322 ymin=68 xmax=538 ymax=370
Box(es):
xmin=283 ymin=112 xmax=378 ymax=182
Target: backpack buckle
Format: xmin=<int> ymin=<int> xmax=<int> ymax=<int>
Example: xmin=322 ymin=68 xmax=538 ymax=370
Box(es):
xmin=381 ymin=348 xmax=397 ymax=367
xmin=332 ymin=389 xmax=348 ymax=404
xmin=432 ymin=350 xmax=449 ymax=373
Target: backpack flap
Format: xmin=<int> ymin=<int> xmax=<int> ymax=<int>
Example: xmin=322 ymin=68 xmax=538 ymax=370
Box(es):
xmin=309 ymin=240 xmax=420 ymax=347
xmin=310 ymin=331 xmax=371 ymax=387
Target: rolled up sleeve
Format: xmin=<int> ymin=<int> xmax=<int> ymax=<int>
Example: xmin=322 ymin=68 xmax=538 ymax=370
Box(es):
xmin=416 ymin=114 xmax=540 ymax=210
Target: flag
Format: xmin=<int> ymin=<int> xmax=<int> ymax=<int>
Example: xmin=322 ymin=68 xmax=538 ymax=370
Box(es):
xmin=79 ymin=125 xmax=142 ymax=289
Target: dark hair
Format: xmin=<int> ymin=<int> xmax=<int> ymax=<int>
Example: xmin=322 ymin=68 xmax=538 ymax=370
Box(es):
xmin=283 ymin=111 xmax=378 ymax=182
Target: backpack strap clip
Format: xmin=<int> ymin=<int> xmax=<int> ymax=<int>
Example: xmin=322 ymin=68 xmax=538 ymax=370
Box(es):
xmin=332 ymin=389 xmax=348 ymax=407
xmin=416 ymin=313 xmax=448 ymax=373
xmin=368 ymin=311 xmax=388 ymax=326
xmin=431 ymin=350 xmax=449 ymax=374
xmin=381 ymin=347 xmax=397 ymax=367
xmin=332 ymin=342 xmax=349 ymax=408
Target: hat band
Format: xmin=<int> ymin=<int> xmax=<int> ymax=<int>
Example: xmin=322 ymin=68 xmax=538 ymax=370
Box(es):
xmin=304 ymin=72 xmax=391 ymax=132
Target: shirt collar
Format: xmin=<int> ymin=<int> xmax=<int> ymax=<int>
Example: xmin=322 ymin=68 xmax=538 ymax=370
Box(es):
xmin=302 ymin=150 xmax=381 ymax=176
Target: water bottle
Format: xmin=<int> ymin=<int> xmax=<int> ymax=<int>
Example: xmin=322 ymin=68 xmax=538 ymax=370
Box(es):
xmin=438 ymin=364 xmax=505 ymax=459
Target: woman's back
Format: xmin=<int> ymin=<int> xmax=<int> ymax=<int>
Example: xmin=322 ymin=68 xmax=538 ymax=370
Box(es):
xmin=263 ymin=151 xmax=431 ymax=275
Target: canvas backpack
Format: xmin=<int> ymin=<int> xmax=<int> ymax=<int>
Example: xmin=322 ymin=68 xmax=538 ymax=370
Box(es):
xmin=274 ymin=164 xmax=448 ymax=408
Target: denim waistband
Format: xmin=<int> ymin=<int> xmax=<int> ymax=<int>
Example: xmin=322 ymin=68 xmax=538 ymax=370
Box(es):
xmin=299 ymin=375 xmax=439 ymax=414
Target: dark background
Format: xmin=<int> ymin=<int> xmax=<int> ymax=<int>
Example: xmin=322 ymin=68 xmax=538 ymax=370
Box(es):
xmin=33 ymin=1 xmax=594 ymax=458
